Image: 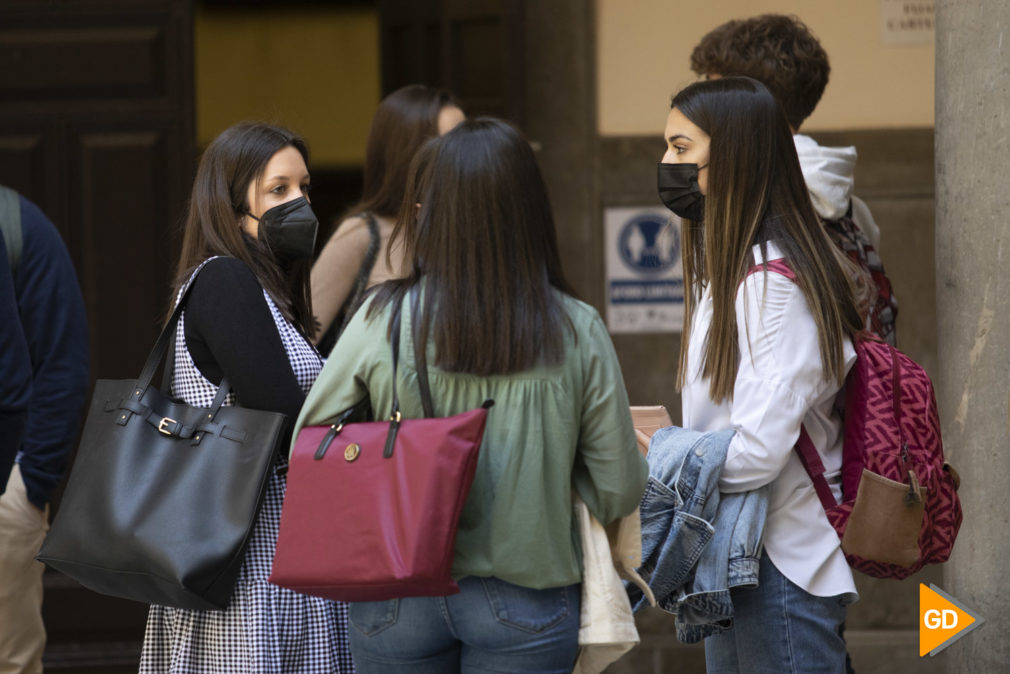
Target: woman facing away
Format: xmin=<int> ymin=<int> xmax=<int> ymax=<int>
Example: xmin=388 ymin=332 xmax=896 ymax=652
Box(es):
xmin=658 ymin=77 xmax=866 ymax=673
xmin=140 ymin=122 xmax=353 ymax=673
xmin=294 ymin=118 xmax=649 ymax=673
xmin=311 ymin=84 xmax=464 ymax=355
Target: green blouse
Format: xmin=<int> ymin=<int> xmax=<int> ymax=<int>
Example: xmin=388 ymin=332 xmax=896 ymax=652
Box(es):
xmin=292 ymin=290 xmax=648 ymax=589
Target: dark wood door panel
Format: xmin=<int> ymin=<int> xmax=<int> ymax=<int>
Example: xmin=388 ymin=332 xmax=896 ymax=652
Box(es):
xmin=440 ymin=0 xmax=523 ymax=121
xmin=0 ymin=126 xmax=63 ymax=226
xmin=379 ymin=0 xmax=525 ymax=125
xmin=447 ymin=14 xmax=505 ymax=114
xmin=0 ymin=25 xmax=168 ymax=101
xmin=74 ymin=126 xmax=173 ymax=378
xmin=0 ymin=1 xmax=194 ymax=668
xmin=0 ymin=5 xmax=191 ymax=106
xmin=380 ymin=0 xmax=441 ymax=90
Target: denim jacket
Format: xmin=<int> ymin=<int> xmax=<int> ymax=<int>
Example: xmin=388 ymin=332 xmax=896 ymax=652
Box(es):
xmin=628 ymin=426 xmax=768 ymax=643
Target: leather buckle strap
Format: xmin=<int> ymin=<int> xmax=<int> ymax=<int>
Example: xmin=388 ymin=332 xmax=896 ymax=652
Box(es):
xmin=143 ymin=410 xmax=194 ymax=438
xmin=114 ymin=397 xmax=150 ymax=426
xmin=193 ymin=421 xmax=246 ymax=444
xmin=158 ymin=417 xmax=177 ymax=436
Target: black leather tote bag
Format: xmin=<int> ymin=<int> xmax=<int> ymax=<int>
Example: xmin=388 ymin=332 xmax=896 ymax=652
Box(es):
xmin=36 ymin=271 xmax=287 ymax=610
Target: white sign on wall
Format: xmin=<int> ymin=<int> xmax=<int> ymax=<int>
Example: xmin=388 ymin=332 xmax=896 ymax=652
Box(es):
xmin=604 ymin=207 xmax=684 ymax=334
xmin=880 ymin=0 xmax=935 ymax=46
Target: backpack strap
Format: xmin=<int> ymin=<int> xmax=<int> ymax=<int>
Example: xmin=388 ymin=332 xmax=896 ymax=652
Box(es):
xmin=795 ymin=427 xmax=840 ymax=510
xmin=821 ymin=206 xmax=898 ymax=346
xmin=746 ymin=257 xmax=796 ymax=281
xmin=0 ymin=185 xmax=23 ymax=276
xmin=747 ymin=258 xmax=838 ymax=510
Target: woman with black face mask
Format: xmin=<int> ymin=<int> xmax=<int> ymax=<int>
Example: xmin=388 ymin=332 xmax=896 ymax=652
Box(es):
xmin=139 ymin=122 xmax=353 ymax=673
xmin=660 ymin=78 xmax=867 ymax=673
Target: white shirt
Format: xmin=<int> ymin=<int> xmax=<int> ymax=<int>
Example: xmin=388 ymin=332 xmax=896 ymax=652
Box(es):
xmin=682 ymin=242 xmax=858 ymax=599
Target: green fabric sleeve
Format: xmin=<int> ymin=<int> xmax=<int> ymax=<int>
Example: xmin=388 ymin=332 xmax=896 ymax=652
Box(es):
xmin=572 ymin=314 xmax=649 ymax=525
xmin=291 ymin=297 xmax=388 ymax=455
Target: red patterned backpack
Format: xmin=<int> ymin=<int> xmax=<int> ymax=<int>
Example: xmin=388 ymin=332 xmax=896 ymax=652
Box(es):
xmin=756 ymin=259 xmax=963 ymax=580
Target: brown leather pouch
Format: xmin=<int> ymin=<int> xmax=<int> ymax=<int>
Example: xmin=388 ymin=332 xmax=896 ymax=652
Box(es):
xmin=841 ymin=468 xmax=925 ymax=568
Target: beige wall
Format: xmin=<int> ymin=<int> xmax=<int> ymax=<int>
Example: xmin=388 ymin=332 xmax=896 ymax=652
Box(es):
xmin=597 ymin=0 xmax=934 ymax=134
xmin=194 ymin=4 xmax=380 ymax=166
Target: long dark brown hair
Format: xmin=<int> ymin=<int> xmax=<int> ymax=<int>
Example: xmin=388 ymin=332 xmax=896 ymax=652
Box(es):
xmin=673 ymin=77 xmax=865 ymax=401
xmin=168 ymin=121 xmax=315 ymax=338
xmin=352 ymin=84 xmax=461 ymax=219
xmin=368 ymin=117 xmax=575 ymax=375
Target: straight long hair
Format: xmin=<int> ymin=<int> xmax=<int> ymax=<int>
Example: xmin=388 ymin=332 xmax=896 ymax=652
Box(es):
xmin=353 ymin=84 xmax=461 ymax=219
xmin=168 ymin=122 xmax=315 ymax=338
xmin=674 ymin=77 xmax=865 ymax=402
xmin=369 ymin=117 xmax=576 ymax=375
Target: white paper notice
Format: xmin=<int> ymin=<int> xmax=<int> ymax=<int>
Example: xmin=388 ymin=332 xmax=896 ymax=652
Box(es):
xmin=604 ymin=207 xmax=684 ymax=334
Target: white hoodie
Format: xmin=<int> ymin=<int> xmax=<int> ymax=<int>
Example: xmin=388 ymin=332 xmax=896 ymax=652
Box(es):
xmin=793 ymin=134 xmax=881 ymax=250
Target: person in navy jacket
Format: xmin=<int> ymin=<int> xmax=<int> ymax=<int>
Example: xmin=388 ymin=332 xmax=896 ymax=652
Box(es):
xmin=0 ymin=187 xmax=89 ymax=673
xmin=0 ymin=232 xmax=32 ymax=489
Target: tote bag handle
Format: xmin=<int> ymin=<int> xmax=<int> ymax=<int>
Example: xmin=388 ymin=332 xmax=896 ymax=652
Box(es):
xmin=122 ymin=263 xmax=234 ymax=433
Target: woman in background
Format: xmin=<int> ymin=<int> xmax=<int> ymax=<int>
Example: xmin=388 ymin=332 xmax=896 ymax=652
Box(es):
xmin=311 ymin=84 xmax=463 ymax=354
xmin=140 ymin=122 xmax=353 ymax=673
xmin=295 ymin=118 xmax=648 ymax=673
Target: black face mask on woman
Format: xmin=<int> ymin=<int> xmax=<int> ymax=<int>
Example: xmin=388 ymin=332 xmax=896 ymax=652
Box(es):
xmin=657 ymin=162 xmax=707 ymax=221
xmin=248 ymin=197 xmax=319 ymax=260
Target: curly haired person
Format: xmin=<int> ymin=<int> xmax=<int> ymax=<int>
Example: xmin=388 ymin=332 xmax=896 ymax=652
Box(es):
xmin=691 ymin=14 xmax=898 ymax=347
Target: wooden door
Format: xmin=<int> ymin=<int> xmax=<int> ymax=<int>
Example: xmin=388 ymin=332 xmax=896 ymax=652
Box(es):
xmin=0 ymin=0 xmax=195 ymax=669
xmin=379 ymin=0 xmax=525 ymax=124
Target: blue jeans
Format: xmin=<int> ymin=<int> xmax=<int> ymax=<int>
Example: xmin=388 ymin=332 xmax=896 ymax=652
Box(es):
xmin=704 ymin=554 xmax=849 ymax=673
xmin=348 ymin=576 xmax=581 ymax=673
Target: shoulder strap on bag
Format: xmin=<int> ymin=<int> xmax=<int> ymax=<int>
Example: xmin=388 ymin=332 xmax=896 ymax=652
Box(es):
xmin=0 ymin=185 xmax=23 ymax=276
xmin=410 ymin=288 xmax=435 ymax=419
xmin=132 ymin=260 xmax=232 ymax=412
xmin=383 ymin=292 xmax=404 ymax=458
xmin=746 ymin=258 xmax=796 ymax=281
xmin=159 ymin=258 xmax=217 ymax=396
xmin=381 ymin=287 xmax=437 ymax=457
xmin=795 ymin=428 xmax=839 ymax=510
xmin=748 ymin=258 xmax=838 ymax=511
xmin=316 ymin=213 xmax=383 ymax=355
xmin=337 ymin=212 xmax=383 ymax=335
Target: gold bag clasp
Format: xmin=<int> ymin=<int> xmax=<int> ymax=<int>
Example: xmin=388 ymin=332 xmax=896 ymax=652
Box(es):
xmin=344 ymin=443 xmax=361 ymax=462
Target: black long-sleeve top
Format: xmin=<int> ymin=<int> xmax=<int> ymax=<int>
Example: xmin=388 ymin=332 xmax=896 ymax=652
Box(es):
xmin=181 ymin=256 xmax=307 ymax=422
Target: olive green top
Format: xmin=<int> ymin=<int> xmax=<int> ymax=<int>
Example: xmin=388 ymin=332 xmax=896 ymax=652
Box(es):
xmin=292 ymin=290 xmax=648 ymax=589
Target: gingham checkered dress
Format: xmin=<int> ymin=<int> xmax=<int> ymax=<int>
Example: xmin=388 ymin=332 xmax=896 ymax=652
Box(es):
xmin=139 ymin=259 xmax=354 ymax=673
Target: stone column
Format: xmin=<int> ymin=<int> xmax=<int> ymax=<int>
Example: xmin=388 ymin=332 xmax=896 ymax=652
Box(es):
xmin=935 ymin=1 xmax=1010 ymax=670
xmin=523 ymin=0 xmax=601 ymax=307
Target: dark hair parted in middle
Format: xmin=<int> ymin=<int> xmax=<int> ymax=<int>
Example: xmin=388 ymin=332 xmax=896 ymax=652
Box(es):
xmin=169 ymin=121 xmax=315 ymax=337
xmin=672 ymin=77 xmax=864 ymax=402
xmin=689 ymin=14 xmax=829 ymax=130
xmin=354 ymin=84 xmax=461 ymax=219
xmin=369 ymin=117 xmax=576 ymax=375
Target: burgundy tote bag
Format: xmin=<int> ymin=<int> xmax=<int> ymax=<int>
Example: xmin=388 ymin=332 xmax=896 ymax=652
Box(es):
xmin=270 ymin=293 xmax=493 ymax=601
